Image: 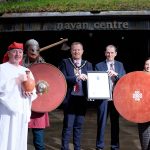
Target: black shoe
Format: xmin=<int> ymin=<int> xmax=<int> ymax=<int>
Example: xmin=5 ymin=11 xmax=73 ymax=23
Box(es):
xmin=96 ymin=148 xmax=103 ymax=150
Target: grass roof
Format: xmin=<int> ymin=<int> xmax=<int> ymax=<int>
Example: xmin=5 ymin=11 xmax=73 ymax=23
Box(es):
xmin=0 ymin=0 xmax=150 ymax=14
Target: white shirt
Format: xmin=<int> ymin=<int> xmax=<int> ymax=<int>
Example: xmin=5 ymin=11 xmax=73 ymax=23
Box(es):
xmin=0 ymin=62 xmax=37 ymax=150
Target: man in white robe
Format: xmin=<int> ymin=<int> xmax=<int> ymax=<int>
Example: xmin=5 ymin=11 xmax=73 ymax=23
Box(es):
xmin=0 ymin=42 xmax=37 ymax=150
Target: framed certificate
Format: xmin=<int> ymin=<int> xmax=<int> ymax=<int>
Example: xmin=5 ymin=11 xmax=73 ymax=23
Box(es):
xmin=87 ymin=71 xmax=111 ymax=99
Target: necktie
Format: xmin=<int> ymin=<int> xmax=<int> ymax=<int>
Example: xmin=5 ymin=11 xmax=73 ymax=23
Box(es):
xmin=74 ymin=62 xmax=80 ymax=93
xmin=72 ymin=61 xmax=84 ymax=96
xmin=109 ymin=63 xmax=115 ymax=100
xmin=110 ymin=63 xmax=114 ymax=71
xmin=74 ymin=82 xmax=80 ymax=93
xmin=110 ymin=63 xmax=115 ymax=82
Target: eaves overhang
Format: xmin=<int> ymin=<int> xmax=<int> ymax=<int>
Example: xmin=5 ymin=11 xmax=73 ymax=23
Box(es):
xmin=0 ymin=11 xmax=150 ymax=32
xmin=1 ymin=11 xmax=150 ymax=18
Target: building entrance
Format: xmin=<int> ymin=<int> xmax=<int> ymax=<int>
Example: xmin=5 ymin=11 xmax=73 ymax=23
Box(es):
xmin=0 ymin=30 xmax=149 ymax=73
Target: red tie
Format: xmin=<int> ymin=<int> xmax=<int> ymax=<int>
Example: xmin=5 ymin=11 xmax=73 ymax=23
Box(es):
xmin=74 ymin=83 xmax=79 ymax=93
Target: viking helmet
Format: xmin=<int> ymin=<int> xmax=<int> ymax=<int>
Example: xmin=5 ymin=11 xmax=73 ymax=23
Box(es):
xmin=25 ymin=39 xmax=40 ymax=55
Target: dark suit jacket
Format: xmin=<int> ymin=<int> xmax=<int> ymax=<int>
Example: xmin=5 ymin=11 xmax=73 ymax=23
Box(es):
xmin=95 ymin=60 xmax=126 ymax=85
xmin=59 ymin=58 xmax=93 ymax=104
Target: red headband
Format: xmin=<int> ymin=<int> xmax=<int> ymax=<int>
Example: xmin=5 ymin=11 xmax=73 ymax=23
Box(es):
xmin=8 ymin=42 xmax=24 ymax=51
xmin=2 ymin=42 xmax=23 ymax=64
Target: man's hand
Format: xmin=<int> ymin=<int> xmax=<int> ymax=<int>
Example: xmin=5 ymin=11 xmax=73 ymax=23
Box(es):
xmin=107 ymin=70 xmax=118 ymax=77
xmin=22 ymin=91 xmax=33 ymax=98
xmin=77 ymin=74 xmax=88 ymax=81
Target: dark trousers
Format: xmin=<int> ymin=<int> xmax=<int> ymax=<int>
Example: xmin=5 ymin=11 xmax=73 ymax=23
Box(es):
xmin=32 ymin=128 xmax=45 ymax=150
xmin=96 ymin=100 xmax=119 ymax=150
xmin=138 ymin=122 xmax=150 ymax=150
xmin=61 ymin=96 xmax=87 ymax=150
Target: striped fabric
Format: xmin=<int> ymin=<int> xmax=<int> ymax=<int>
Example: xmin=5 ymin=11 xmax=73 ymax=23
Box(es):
xmin=138 ymin=122 xmax=150 ymax=150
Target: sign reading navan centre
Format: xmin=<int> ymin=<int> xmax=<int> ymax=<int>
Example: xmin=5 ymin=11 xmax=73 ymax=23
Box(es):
xmin=55 ymin=21 xmax=129 ymax=30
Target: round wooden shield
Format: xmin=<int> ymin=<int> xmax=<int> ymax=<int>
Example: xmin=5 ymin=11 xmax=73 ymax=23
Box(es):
xmin=29 ymin=63 xmax=67 ymax=112
xmin=113 ymin=71 xmax=150 ymax=123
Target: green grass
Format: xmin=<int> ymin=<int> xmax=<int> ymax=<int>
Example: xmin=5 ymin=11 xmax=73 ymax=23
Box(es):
xmin=0 ymin=0 xmax=150 ymax=14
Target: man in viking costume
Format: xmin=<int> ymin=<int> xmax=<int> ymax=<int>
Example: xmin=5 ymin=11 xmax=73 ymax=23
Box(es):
xmin=22 ymin=39 xmax=49 ymax=150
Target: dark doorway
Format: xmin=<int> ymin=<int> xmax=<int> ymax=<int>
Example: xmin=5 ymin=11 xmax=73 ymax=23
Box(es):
xmin=0 ymin=30 xmax=149 ymax=72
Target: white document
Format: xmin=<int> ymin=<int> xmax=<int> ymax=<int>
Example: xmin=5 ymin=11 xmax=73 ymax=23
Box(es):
xmin=87 ymin=71 xmax=111 ymax=99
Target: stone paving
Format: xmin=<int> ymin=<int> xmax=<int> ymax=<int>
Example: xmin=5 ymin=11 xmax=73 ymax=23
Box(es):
xmin=28 ymin=107 xmax=141 ymax=150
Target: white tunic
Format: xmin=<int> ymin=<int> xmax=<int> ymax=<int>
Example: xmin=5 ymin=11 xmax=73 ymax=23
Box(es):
xmin=0 ymin=62 xmax=37 ymax=150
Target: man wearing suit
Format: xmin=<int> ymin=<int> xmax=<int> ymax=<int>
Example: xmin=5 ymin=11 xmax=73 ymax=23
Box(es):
xmin=95 ymin=45 xmax=126 ymax=150
xmin=59 ymin=42 xmax=93 ymax=150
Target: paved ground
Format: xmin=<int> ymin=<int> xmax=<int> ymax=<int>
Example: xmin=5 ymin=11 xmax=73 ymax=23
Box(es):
xmin=28 ymin=107 xmax=141 ymax=150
